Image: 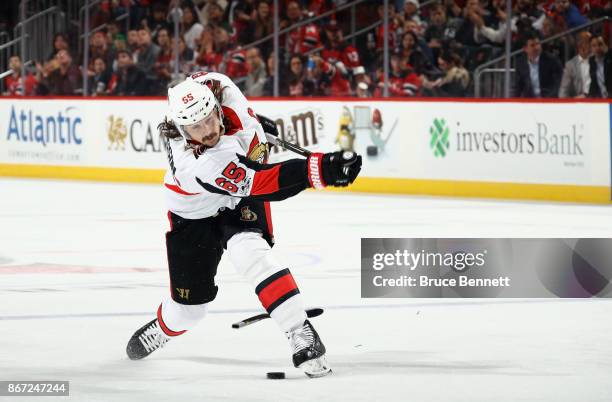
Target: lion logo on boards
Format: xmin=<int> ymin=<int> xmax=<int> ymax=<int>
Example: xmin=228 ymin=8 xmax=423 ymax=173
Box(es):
xmin=240 ymin=206 xmax=258 ymax=221
xmin=176 ymin=288 xmax=190 ymax=300
xmin=107 ymin=115 xmax=128 ymax=150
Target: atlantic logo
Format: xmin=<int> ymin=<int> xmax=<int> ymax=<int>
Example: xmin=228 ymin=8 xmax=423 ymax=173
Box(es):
xmin=429 ymin=119 xmax=584 ymax=157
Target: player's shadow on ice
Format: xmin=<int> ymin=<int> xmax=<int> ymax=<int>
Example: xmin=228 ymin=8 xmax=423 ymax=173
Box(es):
xmin=328 ymin=350 xmax=563 ymax=377
xmin=158 ymin=355 xmax=274 ymax=367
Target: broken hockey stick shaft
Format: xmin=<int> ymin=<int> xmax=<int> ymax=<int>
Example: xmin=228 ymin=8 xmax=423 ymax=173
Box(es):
xmin=232 ymin=307 xmax=324 ymax=329
xmin=265 ymin=132 xmax=312 ymax=158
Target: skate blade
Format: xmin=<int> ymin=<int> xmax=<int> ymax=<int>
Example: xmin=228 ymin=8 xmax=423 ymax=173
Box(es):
xmin=299 ymin=356 xmax=332 ymax=378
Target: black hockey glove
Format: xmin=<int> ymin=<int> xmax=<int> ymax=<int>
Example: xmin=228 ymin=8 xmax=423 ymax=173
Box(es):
xmin=306 ymin=151 xmax=362 ymax=189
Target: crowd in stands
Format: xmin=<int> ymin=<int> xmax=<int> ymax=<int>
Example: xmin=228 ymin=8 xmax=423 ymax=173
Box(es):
xmin=2 ymin=0 xmax=612 ymax=98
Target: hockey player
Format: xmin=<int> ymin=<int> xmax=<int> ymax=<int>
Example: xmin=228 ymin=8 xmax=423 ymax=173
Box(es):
xmin=125 ymin=71 xmax=362 ymax=378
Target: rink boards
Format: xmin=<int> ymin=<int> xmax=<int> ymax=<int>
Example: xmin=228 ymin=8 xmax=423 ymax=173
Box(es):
xmin=0 ymin=97 xmax=610 ymax=203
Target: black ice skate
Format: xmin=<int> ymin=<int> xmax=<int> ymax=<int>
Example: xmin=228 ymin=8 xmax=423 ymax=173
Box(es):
xmin=126 ymin=319 xmax=171 ymax=360
xmin=287 ymin=319 xmax=332 ymax=378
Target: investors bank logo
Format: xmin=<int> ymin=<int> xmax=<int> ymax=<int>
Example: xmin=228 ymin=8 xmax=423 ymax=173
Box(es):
xmin=430 ymin=118 xmax=450 ymax=157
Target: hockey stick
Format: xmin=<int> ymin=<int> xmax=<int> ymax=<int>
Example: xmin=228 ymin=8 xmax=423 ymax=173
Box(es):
xmin=231 ymin=307 xmax=324 ymax=329
xmin=265 ymin=132 xmax=312 ymax=158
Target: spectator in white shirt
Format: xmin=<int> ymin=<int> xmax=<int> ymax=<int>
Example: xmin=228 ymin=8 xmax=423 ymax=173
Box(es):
xmin=559 ymin=31 xmax=592 ymax=98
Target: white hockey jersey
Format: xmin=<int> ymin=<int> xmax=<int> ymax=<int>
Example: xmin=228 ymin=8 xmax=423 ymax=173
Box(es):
xmin=163 ymin=72 xmax=270 ymax=219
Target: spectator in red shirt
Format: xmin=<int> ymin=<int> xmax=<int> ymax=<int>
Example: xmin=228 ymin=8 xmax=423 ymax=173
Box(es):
xmin=195 ymin=27 xmax=218 ymax=70
xmin=282 ymin=0 xmax=321 ymax=54
xmin=375 ymin=3 xmax=400 ymax=52
xmin=3 ymin=55 xmax=37 ymax=96
xmin=321 ymin=20 xmax=362 ymax=74
xmin=374 ymin=53 xmax=422 ymax=97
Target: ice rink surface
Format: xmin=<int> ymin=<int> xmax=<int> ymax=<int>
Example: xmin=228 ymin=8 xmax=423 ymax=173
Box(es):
xmin=1 ymin=178 xmax=612 ymax=402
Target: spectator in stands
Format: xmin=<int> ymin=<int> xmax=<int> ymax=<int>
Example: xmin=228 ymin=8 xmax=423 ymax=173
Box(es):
xmin=143 ymin=1 xmax=172 ymax=39
xmin=320 ymin=21 xmax=362 ymax=96
xmin=353 ymin=65 xmax=372 ymax=97
xmin=456 ymin=0 xmax=488 ymax=48
xmin=282 ymin=1 xmax=321 ymax=54
xmin=182 ymin=4 xmax=205 ymax=50
xmin=321 ymin=21 xmax=362 ymax=74
xmin=90 ymin=30 xmax=116 ymax=70
xmin=252 ymin=0 xmax=274 ymax=59
xmin=425 ymin=3 xmax=460 ymax=50
xmin=213 ymin=26 xmax=238 ymax=74
xmin=37 ymin=49 xmax=81 ymax=96
xmin=355 ymin=81 xmax=370 ymax=98
xmin=539 ymin=15 xmax=571 ymax=62
xmin=232 ymin=0 xmax=257 ymax=44
xmin=226 ymin=49 xmax=249 ymax=82
xmin=112 ymin=49 xmax=148 ymax=96
xmin=135 ymin=28 xmax=161 ymax=84
xmin=195 ymin=0 xmax=228 ymax=27
xmin=588 ymin=35 xmax=612 ymax=98
xmin=175 ymin=35 xmax=196 ymax=73
xmin=514 ymin=0 xmax=545 ymax=27
xmin=195 ymin=27 xmax=221 ymax=71
xmin=475 ymin=0 xmax=544 ymax=47
xmin=375 ymin=53 xmax=421 ymax=97
xmin=514 ymin=31 xmax=562 ymax=97
xmin=285 ymin=54 xmax=316 ymax=96
xmin=397 ymin=31 xmax=431 ymax=75
xmin=155 ymin=27 xmax=174 ymax=87
xmin=399 ymin=0 xmax=424 ymax=28
xmin=245 ymin=47 xmax=268 ymax=97
xmin=263 ymin=51 xmax=280 ymax=96
xmin=375 ymin=4 xmax=400 ymax=52
xmin=422 ymin=51 xmax=470 ymax=97
xmin=3 ymin=55 xmax=37 ymax=96
xmin=89 ymin=56 xmax=116 ymax=96
xmin=206 ymin=2 xmax=230 ymax=30
xmin=552 ymin=0 xmax=589 ymax=29
xmin=127 ymin=29 xmax=140 ymax=53
xmin=559 ymin=31 xmax=592 ymax=98
xmin=47 ymin=33 xmax=70 ymax=61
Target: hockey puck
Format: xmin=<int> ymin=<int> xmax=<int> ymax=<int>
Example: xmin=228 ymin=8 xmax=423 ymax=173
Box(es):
xmin=266 ymin=372 xmax=286 ymax=380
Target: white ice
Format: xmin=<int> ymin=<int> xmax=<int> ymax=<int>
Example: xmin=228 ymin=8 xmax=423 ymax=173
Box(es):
xmin=1 ymin=178 xmax=611 ymax=402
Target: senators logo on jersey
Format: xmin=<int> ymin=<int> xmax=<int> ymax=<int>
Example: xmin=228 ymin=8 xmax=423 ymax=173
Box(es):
xmin=248 ymin=142 xmax=268 ymax=164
